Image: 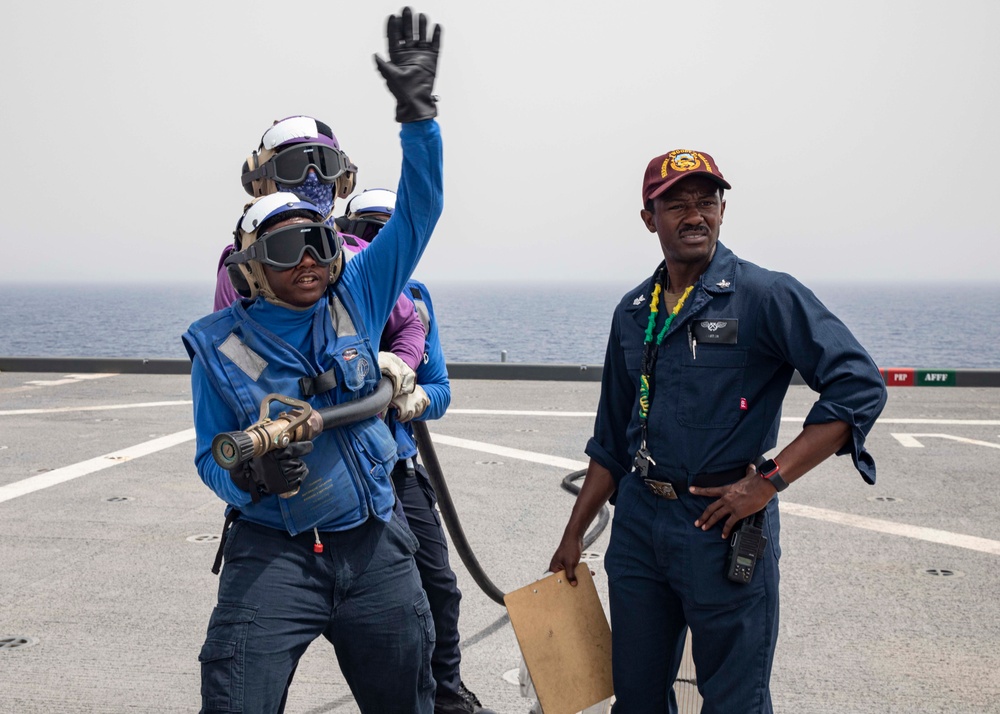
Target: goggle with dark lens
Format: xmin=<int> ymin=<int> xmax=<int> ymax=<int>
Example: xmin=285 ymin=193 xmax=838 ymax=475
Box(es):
xmin=242 ymin=143 xmax=357 ymax=189
xmin=225 ymin=224 xmax=341 ymax=271
xmin=337 ymin=215 xmax=389 ymax=244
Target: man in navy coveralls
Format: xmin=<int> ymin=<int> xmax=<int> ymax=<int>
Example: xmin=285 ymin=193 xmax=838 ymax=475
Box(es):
xmin=549 ymin=149 xmax=887 ymax=713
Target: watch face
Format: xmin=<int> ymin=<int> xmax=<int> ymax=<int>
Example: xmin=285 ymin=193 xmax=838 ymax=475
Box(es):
xmin=758 ymin=459 xmax=786 ymax=490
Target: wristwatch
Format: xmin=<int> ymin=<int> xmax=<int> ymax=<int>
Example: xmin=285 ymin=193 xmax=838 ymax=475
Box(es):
xmin=757 ymin=458 xmax=788 ymax=492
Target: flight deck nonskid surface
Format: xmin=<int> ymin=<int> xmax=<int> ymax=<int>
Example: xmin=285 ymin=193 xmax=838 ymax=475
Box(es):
xmin=1 ymin=372 xmax=998 ymax=713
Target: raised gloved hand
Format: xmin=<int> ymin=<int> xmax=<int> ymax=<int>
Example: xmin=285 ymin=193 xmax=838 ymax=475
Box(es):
xmin=391 ymin=384 xmax=430 ymax=422
xmin=379 ymin=351 xmax=417 ymax=399
xmin=374 ymin=6 xmax=442 ymax=123
xmin=229 ymin=440 xmax=314 ymax=502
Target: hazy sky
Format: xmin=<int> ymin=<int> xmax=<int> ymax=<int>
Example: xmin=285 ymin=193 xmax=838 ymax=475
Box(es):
xmin=2 ymin=1 xmax=997 ymax=286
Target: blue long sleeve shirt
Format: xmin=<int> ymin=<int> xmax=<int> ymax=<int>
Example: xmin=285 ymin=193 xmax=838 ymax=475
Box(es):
xmin=186 ymin=120 xmax=443 ymax=532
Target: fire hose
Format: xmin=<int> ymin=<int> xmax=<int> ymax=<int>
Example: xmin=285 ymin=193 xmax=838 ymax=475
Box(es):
xmin=211 ymin=377 xmax=395 ymax=474
xmin=211 ymin=379 xmax=609 ymax=604
xmin=414 ymin=420 xmax=610 ymax=606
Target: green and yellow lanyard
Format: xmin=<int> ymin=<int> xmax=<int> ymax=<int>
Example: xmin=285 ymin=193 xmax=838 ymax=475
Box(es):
xmin=634 ymin=267 xmax=694 ymax=477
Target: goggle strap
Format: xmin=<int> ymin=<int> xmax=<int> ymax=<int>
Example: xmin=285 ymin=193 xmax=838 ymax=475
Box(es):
xmin=241 ymin=164 xmax=268 ymax=185
xmin=224 ymin=250 xmax=250 ymax=266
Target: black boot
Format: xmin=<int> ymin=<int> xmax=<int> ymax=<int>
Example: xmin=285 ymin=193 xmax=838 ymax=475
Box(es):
xmin=434 ymin=681 xmax=497 ymax=714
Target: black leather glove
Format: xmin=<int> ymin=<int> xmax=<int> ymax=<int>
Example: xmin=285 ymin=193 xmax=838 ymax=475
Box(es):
xmin=374 ymin=6 xmax=442 ymax=123
xmin=229 ymin=441 xmax=314 ymax=502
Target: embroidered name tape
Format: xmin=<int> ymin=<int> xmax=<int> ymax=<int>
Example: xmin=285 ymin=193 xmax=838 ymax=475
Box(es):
xmin=691 ymin=319 xmax=738 ymax=345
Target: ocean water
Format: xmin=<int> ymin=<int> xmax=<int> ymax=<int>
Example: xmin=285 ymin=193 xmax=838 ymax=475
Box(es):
xmin=1 ymin=281 xmax=998 ymax=368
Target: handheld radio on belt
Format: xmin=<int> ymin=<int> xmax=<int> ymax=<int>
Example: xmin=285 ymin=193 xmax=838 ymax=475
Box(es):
xmin=726 ymin=512 xmax=767 ymax=584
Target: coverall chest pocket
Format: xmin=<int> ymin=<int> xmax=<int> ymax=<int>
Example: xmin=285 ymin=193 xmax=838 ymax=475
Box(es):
xmin=676 ymin=347 xmax=748 ymax=428
xmin=328 ymin=341 xmax=376 ymax=395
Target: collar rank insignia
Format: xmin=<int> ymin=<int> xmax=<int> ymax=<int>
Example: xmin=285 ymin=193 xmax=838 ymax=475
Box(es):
xmin=633 ymin=295 xmax=646 ymax=306
xmin=716 ymin=280 xmax=731 ymax=288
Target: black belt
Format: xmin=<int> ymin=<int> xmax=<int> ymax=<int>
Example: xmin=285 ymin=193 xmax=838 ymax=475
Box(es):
xmin=642 ymin=457 xmax=764 ymax=500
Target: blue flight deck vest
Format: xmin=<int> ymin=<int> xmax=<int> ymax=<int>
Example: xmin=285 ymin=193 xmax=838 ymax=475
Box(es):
xmin=384 ymin=280 xmax=431 ymax=461
xmin=183 ymin=282 xmax=397 ymax=535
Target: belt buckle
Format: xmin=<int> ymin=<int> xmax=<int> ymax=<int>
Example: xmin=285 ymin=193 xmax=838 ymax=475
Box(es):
xmin=644 ymin=478 xmax=678 ymax=500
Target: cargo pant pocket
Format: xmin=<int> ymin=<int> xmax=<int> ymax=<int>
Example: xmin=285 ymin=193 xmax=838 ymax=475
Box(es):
xmin=198 ymin=603 xmax=257 ymax=712
xmin=414 ymin=595 xmax=437 ymax=694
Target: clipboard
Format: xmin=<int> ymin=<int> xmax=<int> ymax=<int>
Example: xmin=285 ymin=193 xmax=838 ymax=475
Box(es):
xmin=504 ymin=564 xmax=613 ymax=714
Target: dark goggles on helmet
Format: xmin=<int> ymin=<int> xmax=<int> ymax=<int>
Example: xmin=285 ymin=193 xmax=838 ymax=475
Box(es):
xmin=337 ymin=215 xmax=389 ymax=244
xmin=225 ymin=223 xmax=341 ymax=271
xmin=242 ymin=143 xmax=357 ymax=190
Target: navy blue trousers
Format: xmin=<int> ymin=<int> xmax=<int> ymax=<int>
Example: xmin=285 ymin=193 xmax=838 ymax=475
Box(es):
xmin=392 ymin=460 xmax=464 ymax=695
xmin=199 ymin=513 xmax=435 ymax=714
xmin=605 ymin=475 xmax=781 ymax=714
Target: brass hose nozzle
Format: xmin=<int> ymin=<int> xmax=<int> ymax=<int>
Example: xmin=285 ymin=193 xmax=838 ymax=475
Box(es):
xmin=211 ymin=394 xmax=324 ymax=498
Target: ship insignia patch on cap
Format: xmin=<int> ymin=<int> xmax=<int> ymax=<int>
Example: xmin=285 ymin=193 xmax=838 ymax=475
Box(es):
xmin=663 ymin=150 xmax=713 ymax=176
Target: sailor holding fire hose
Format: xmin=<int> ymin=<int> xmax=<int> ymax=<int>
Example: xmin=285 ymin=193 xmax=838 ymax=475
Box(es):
xmin=182 ymin=8 xmax=443 ymax=712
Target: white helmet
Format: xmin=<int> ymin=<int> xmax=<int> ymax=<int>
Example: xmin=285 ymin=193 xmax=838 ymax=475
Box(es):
xmin=240 ymin=116 xmax=358 ymax=207
xmin=346 ymin=188 xmax=397 ymax=218
xmin=336 ymin=188 xmax=398 ymax=243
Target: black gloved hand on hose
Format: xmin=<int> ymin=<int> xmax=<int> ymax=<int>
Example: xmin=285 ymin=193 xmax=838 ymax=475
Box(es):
xmin=374 ymin=6 xmax=442 ymax=123
xmin=229 ymin=441 xmax=314 ymax=503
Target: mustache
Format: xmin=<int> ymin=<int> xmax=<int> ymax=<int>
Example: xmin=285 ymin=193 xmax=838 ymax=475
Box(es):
xmin=680 ymin=226 xmax=709 ymax=235
xmin=293 ymin=268 xmax=325 ymax=281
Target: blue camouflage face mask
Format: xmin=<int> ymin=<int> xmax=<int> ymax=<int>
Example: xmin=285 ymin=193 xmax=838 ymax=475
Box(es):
xmin=278 ymin=170 xmax=334 ymax=218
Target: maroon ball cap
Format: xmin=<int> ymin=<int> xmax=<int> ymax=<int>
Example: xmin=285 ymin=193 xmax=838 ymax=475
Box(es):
xmin=642 ymin=149 xmax=731 ymax=205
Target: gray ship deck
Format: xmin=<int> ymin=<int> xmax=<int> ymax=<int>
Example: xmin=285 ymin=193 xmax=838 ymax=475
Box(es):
xmin=1 ymin=371 xmax=999 ymax=713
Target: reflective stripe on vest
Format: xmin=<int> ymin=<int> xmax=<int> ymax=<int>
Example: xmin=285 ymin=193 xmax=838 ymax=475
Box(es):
xmin=329 ymin=294 xmax=358 ymax=337
xmin=218 ymin=333 xmax=268 ymax=381
xmin=408 ymin=285 xmax=430 ymax=335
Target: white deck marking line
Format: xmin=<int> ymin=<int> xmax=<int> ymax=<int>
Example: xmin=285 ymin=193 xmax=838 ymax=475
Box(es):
xmin=0 ymin=400 xmax=193 ymax=417
xmin=23 ymin=373 xmax=119 ymax=387
xmin=429 ymin=434 xmax=588 ymax=471
xmin=447 ymin=410 xmax=1000 ymax=426
xmin=447 ymin=409 xmax=597 ymax=417
xmin=869 ymin=418 xmax=1000 ymax=426
xmin=0 ymin=429 xmax=196 ymax=505
xmin=780 ymin=502 xmax=1000 ymax=556
xmin=890 ymin=433 xmax=1000 ymax=449
xmin=429 ymin=431 xmax=1000 ymax=556
xmin=3 ymin=401 xmax=995 ymax=426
